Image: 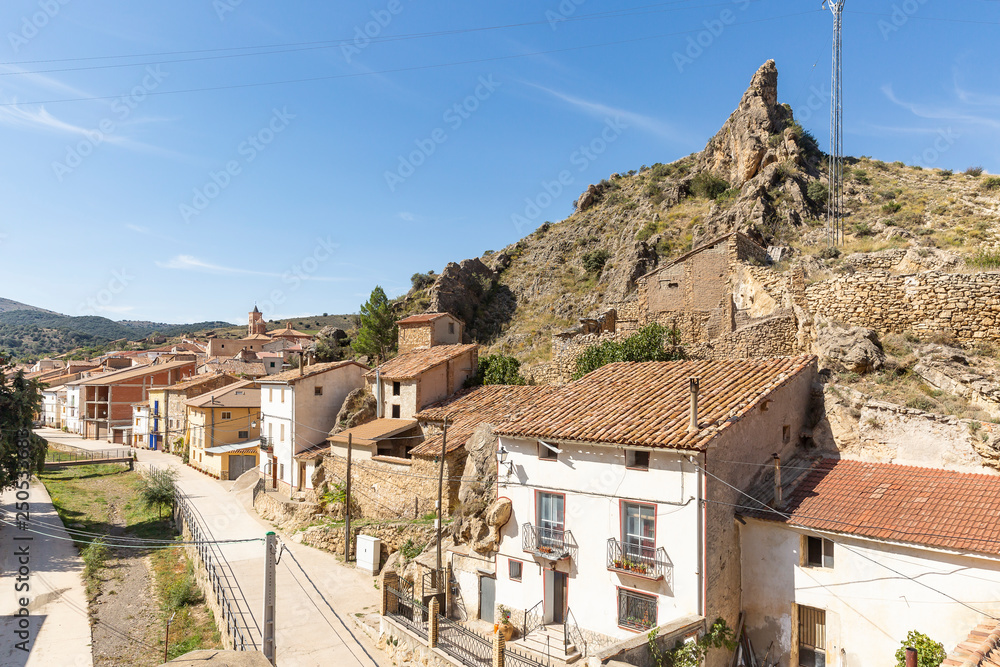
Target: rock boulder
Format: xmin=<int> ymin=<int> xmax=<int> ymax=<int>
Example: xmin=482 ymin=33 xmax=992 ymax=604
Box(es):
xmin=815 ymin=325 xmax=886 ymax=374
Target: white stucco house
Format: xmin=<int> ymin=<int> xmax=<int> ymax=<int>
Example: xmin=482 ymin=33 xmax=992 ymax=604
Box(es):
xmin=132 ymin=403 xmax=150 ymax=448
xmin=63 ymin=380 xmax=86 ymax=433
xmin=478 ymin=356 xmax=818 ymax=663
xmin=740 ymin=458 xmax=1000 ymax=667
xmin=40 ymin=385 xmax=62 ymax=427
xmin=258 ymin=360 xmax=367 ymax=496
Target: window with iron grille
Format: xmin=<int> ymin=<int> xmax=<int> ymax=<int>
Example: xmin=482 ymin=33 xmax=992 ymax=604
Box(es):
xmin=617 ymin=588 xmax=656 ymax=631
xmin=509 ymin=559 xmax=522 ymax=581
xmin=798 ymin=605 xmax=826 ymax=667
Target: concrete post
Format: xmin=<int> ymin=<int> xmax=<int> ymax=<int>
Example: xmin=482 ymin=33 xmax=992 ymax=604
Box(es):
xmin=428 ymin=597 xmax=439 ymax=648
xmin=262 ymin=532 xmax=276 ymax=666
xmin=493 ymin=630 xmax=505 ymax=667
xmin=383 ymin=571 xmax=398 ymax=615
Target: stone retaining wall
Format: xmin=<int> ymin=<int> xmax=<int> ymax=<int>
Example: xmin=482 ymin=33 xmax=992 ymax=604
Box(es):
xmin=805 ymin=270 xmax=1000 ymax=341
xmin=297 ymin=520 xmax=437 ymax=561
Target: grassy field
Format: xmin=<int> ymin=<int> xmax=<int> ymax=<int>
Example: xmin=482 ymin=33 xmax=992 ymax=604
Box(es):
xmin=39 ymin=464 xmax=221 ymax=661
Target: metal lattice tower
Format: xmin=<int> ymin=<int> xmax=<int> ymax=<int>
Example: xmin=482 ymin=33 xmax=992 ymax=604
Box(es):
xmin=826 ymin=0 xmax=845 ymax=246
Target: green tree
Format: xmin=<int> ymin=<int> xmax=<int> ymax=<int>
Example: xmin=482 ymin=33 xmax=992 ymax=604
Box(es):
xmin=138 ymin=468 xmax=178 ymax=519
xmin=572 ymin=323 xmax=683 ymax=380
xmin=352 ymin=286 xmax=398 ymax=363
xmin=894 ymin=631 xmax=946 ymax=667
xmin=0 ymin=354 xmax=46 ymax=490
xmin=467 ymin=354 xmax=527 ymax=387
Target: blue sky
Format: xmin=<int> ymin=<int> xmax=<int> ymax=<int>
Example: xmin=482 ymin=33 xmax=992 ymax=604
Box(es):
xmin=0 ymin=0 xmax=997 ymax=324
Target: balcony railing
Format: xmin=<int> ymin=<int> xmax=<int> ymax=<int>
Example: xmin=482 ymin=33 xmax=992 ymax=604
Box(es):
xmin=522 ymin=523 xmax=576 ymax=561
xmin=618 ymin=588 xmax=657 ymax=631
xmin=607 ymin=538 xmax=671 ymax=581
xmin=259 ymin=436 xmax=273 ymax=453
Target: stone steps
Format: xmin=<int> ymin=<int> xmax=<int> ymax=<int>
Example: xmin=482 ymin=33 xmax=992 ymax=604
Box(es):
xmin=511 ymin=625 xmax=581 ymax=664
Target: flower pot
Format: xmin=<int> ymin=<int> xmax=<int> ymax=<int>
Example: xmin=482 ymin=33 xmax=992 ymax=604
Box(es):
xmin=499 ymin=623 xmax=515 ymax=641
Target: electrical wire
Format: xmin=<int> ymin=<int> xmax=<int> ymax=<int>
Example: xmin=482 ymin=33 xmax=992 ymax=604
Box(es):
xmin=0 ymin=517 xmax=263 ymax=548
xmin=0 ymin=9 xmax=820 ymax=108
xmin=692 ymin=461 xmax=1000 ymax=621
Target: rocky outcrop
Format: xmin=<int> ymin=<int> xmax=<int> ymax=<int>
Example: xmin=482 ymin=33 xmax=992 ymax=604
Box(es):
xmin=913 ymin=344 xmax=1000 ymax=419
xmin=815 ymin=325 xmax=885 ymax=374
xmin=428 ymin=258 xmax=497 ymax=333
xmin=330 ymin=387 xmax=376 ymax=435
xmin=697 ymin=60 xmax=800 ymax=186
xmin=451 ymin=424 xmax=501 ymax=553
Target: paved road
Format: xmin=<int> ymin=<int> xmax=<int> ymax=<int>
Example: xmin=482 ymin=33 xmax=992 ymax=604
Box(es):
xmin=0 ymin=479 xmax=93 ymax=667
xmin=35 ymin=428 xmax=390 ymax=667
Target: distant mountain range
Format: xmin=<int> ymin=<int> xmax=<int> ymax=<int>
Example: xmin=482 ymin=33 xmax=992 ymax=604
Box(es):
xmin=0 ymin=298 xmax=234 ymax=361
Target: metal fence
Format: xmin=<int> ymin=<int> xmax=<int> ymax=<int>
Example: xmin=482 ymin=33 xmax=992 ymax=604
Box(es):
xmin=45 ymin=446 xmax=132 ymax=464
xmin=438 ymin=616 xmax=492 ymax=667
xmin=168 ymin=467 xmax=259 ymax=651
xmin=505 ymin=645 xmax=551 ymax=667
xmin=387 ymin=585 xmax=428 ymax=639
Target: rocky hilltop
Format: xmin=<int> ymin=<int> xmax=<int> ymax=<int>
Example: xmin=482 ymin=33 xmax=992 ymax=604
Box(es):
xmin=402 ymin=59 xmax=1000 ymax=377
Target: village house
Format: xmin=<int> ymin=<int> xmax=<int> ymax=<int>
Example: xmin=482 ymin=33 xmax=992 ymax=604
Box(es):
xmin=740 ymin=458 xmax=1000 ymax=667
xmin=369 ymin=321 xmax=478 ymax=420
xmin=79 ymin=358 xmax=196 ymax=442
xmin=258 ymin=360 xmax=368 ymax=496
xmin=467 ymin=356 xmax=819 ymax=663
xmin=144 ymin=372 xmax=240 ymax=451
xmin=132 ymin=403 xmax=150 ymax=448
xmin=185 ymin=380 xmax=261 ymax=480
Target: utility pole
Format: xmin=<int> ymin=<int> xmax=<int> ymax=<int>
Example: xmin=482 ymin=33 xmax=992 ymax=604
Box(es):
xmin=825 ymin=0 xmax=846 ymax=247
xmin=344 ymin=432 xmax=353 ymax=562
xmin=262 ymin=532 xmax=276 ymax=666
xmin=434 ymin=418 xmax=449 ymax=589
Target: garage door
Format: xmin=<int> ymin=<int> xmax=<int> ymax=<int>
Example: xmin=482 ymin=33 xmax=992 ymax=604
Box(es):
xmin=229 ymin=455 xmax=256 ymax=480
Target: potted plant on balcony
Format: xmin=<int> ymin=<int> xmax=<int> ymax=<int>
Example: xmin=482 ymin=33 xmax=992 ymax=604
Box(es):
xmin=496 ymin=605 xmax=516 ymax=641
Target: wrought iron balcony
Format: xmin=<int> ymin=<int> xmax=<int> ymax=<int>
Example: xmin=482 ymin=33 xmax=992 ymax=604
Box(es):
xmin=607 ymin=538 xmax=671 ymax=581
xmin=258 ymin=436 xmax=273 ymax=452
xmin=522 ymin=523 xmax=576 ymax=561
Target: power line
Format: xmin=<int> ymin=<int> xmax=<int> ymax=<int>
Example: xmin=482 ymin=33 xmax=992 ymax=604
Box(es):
xmin=693 ymin=462 xmax=1000 ymax=621
xmin=0 ymin=9 xmax=819 ymax=108
xmin=0 ymin=517 xmax=263 ymax=548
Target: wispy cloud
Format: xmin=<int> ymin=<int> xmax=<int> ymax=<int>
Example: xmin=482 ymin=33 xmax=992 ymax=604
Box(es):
xmin=525 ymin=82 xmax=687 ymax=144
xmin=156 ymin=255 xmax=350 ymax=282
xmin=881 ymin=83 xmax=1000 ymax=131
xmin=398 ymin=211 xmax=415 ymax=222
xmin=126 ymin=223 xmax=177 ymax=243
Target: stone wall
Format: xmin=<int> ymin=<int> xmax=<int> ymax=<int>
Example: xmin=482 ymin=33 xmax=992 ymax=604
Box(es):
xmin=687 ymin=313 xmax=798 ymax=361
xmin=297 ymin=519 xmax=437 ymax=561
xmin=805 ymin=270 xmax=1000 ymax=341
xmin=313 ymin=448 xmax=466 ymax=520
xmin=399 ymin=324 xmax=432 ymax=354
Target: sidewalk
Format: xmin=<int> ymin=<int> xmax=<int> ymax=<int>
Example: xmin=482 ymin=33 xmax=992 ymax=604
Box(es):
xmin=0 ymin=480 xmax=93 ymax=667
xmin=33 ymin=427 xmax=389 ymax=666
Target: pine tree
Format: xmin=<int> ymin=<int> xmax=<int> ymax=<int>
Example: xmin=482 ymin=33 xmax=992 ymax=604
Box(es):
xmin=0 ymin=354 xmax=46 ymax=490
xmin=352 ymin=287 xmax=398 ymax=363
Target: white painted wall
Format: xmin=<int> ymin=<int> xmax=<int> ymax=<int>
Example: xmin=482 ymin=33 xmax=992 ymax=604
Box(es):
xmin=261 ymin=363 xmax=366 ymax=490
xmin=494 ymin=436 xmax=700 ymax=648
xmin=741 ymin=518 xmax=1000 ymax=667
xmin=64 ymin=385 xmax=83 ymax=433
xmin=40 ymin=388 xmax=61 ymax=426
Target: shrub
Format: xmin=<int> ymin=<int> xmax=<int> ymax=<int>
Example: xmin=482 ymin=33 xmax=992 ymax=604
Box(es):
xmin=410 ymin=272 xmax=435 ymax=291
xmin=138 ymin=468 xmax=177 ymax=519
xmin=167 ymin=573 xmax=202 ymax=610
xmin=818 ymin=246 xmax=840 ymax=259
xmin=572 ymin=323 xmax=683 ymax=380
xmin=807 ymin=181 xmax=829 ymax=208
xmin=467 ymin=354 xmax=526 ymax=386
xmin=582 ymin=249 xmax=611 ymax=274
xmin=965 ymin=165 xmax=984 ymax=177
xmin=851 ymin=222 xmax=875 ymax=237
xmin=852 ymin=169 xmax=870 ymax=184
xmin=894 ymin=630 xmax=946 ymax=667
xmin=981 ymin=176 xmax=1000 ymax=191
xmin=649 ymin=163 xmax=672 ymax=180
xmin=399 ymin=539 xmax=424 ymax=562
xmin=892 ymin=161 xmax=905 ymax=167
xmin=636 ymin=220 xmax=659 ymax=242
xmin=689 ymin=172 xmax=730 ymax=200
xmin=82 ymin=538 xmax=109 ymax=578
xmin=966 ymin=250 xmax=1000 ymax=269
xmin=881 ymin=202 xmax=902 ymax=214
xmin=939 ymin=169 xmax=952 ymax=178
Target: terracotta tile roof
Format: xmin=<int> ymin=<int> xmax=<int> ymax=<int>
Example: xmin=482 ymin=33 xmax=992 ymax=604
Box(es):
xmin=270 ymin=324 xmax=311 ymax=338
xmin=753 ymin=458 xmax=1000 ymax=556
xmin=397 ymin=313 xmax=449 ymax=325
xmin=370 ymin=344 xmax=478 ymax=380
xmin=493 ymin=356 xmax=816 ymax=450
xmin=411 ymin=384 xmax=557 ymax=456
xmin=327 ymin=418 xmax=419 ymax=444
xmin=944 ymin=622 xmax=1000 ymax=666
xmin=79 ymin=359 xmax=196 ymax=386
xmin=258 ymin=360 xmax=367 ymax=384
xmin=185 ymin=380 xmax=259 ymax=409
xmin=152 ymin=372 xmax=234 ymax=393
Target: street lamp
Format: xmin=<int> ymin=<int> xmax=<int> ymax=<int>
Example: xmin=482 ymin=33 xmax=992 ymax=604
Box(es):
xmin=497 ymin=444 xmax=514 ymax=475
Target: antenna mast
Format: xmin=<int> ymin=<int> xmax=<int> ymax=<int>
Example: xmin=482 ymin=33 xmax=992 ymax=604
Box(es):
xmin=826 ymin=0 xmax=845 ymax=246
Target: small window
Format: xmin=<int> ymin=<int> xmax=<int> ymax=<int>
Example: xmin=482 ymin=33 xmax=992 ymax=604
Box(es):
xmin=783 ymin=425 xmax=791 ymax=443
xmin=392 ymin=381 xmax=401 ymax=396
xmin=280 ymin=423 xmax=285 ymax=441
xmin=269 ymin=387 xmax=273 ymax=402
xmin=280 ymin=389 xmax=285 ymax=403
xmin=805 ymin=536 xmax=834 ymax=568
xmin=238 ymin=430 xmax=249 ymax=439
xmin=626 ymin=450 xmax=649 ymax=470
xmin=509 ymin=559 xmax=522 ymax=581
xmin=538 ymin=441 xmax=558 ymax=461
xmin=279 ymin=463 xmax=284 ymax=479
xmin=448 ymin=322 xmax=455 ymax=334
xmin=391 ymin=404 xmax=401 ymax=419
xmin=270 ymin=362 xmax=276 ymax=368
xmin=221 ymin=411 xmax=232 ymax=420
xmin=314 ymin=386 xmax=323 ymax=396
